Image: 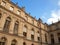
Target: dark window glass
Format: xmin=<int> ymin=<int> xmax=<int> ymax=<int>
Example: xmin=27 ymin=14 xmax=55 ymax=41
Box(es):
xmin=0 ymin=37 xmax=7 ymax=45
xmin=23 ymin=32 xmax=27 ymax=37
xmin=32 ymin=44 xmax=34 ymax=45
xmin=37 ymin=37 xmax=40 ymax=41
xmin=14 ymin=22 xmax=19 ymax=35
xmin=45 ymin=34 xmax=47 ymax=43
xmin=3 ymin=18 xmax=11 ymax=33
xmin=11 ymin=40 xmax=17 ymax=45
xmin=31 ymin=35 xmax=34 ymax=40
xmin=57 ymin=33 xmax=60 ymax=43
xmin=58 ymin=37 xmax=60 ymax=43
xmin=50 ymin=34 xmax=54 ymax=44
xmin=51 ymin=38 xmax=54 ymax=44
xmin=0 ymin=13 xmax=2 ymax=19
xmin=23 ymin=42 xmax=26 ymax=45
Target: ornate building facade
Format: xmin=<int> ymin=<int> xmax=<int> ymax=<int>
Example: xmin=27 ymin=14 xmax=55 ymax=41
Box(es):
xmin=0 ymin=0 xmax=60 ymax=45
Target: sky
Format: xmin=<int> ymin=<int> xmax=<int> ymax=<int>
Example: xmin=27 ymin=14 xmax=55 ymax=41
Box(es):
xmin=11 ymin=0 xmax=60 ymax=24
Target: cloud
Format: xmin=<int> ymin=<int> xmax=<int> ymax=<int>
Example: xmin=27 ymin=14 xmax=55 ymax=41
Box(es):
xmin=47 ymin=10 xmax=60 ymax=24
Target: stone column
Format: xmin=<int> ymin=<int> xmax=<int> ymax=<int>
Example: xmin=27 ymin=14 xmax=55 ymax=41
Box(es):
xmin=0 ymin=13 xmax=7 ymax=31
xmin=54 ymin=32 xmax=59 ymax=43
xmin=18 ymin=21 xmax=23 ymax=37
xmin=9 ymin=17 xmax=16 ymax=34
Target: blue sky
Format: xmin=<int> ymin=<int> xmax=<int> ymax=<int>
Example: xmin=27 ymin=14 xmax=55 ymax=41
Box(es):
xmin=11 ymin=0 xmax=60 ymax=24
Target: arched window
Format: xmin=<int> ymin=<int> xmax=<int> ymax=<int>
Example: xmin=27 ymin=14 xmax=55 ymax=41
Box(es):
xmin=3 ymin=17 xmax=11 ymax=33
xmin=23 ymin=25 xmax=27 ymax=37
xmin=23 ymin=42 xmax=26 ymax=45
xmin=0 ymin=37 xmax=7 ymax=45
xmin=13 ymin=21 xmax=19 ymax=35
xmin=11 ymin=39 xmax=17 ymax=45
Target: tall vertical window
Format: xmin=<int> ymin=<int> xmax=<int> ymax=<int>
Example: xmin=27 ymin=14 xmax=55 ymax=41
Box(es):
xmin=50 ymin=34 xmax=54 ymax=44
xmin=31 ymin=35 xmax=34 ymax=40
xmin=3 ymin=17 xmax=11 ymax=33
xmin=23 ymin=25 xmax=27 ymax=37
xmin=0 ymin=13 xmax=2 ymax=19
xmin=1 ymin=1 xmax=6 ymax=6
xmin=0 ymin=37 xmax=7 ymax=45
xmin=45 ymin=34 xmax=47 ymax=43
xmin=11 ymin=39 xmax=17 ymax=45
xmin=37 ymin=31 xmax=40 ymax=41
xmin=57 ymin=33 xmax=60 ymax=43
xmin=13 ymin=21 xmax=19 ymax=35
xmin=10 ymin=6 xmax=14 ymax=11
xmin=31 ymin=29 xmax=34 ymax=40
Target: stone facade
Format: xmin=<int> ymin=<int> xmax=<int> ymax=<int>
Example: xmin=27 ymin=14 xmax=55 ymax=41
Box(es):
xmin=0 ymin=0 xmax=60 ymax=45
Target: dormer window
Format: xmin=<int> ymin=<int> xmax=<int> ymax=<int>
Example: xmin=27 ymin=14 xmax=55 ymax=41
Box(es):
xmin=17 ymin=10 xmax=20 ymax=15
xmin=1 ymin=1 xmax=6 ymax=6
xmin=10 ymin=6 xmax=14 ymax=11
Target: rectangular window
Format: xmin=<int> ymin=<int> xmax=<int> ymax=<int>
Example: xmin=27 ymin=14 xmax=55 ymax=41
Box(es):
xmin=14 ymin=23 xmax=18 ymax=35
xmin=10 ymin=6 xmax=14 ymax=11
xmin=23 ymin=32 xmax=27 ymax=37
xmin=51 ymin=38 xmax=54 ymax=44
xmin=58 ymin=37 xmax=60 ymax=43
xmin=37 ymin=37 xmax=40 ymax=41
xmin=31 ymin=35 xmax=34 ymax=40
xmin=17 ymin=10 xmax=20 ymax=15
xmin=1 ymin=1 xmax=6 ymax=6
xmin=57 ymin=33 xmax=60 ymax=43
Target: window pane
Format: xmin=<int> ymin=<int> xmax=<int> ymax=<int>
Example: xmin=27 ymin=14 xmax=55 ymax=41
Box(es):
xmin=31 ymin=35 xmax=34 ymax=40
xmin=10 ymin=6 xmax=14 ymax=11
xmin=23 ymin=32 xmax=27 ymax=37
xmin=1 ymin=1 xmax=6 ymax=6
xmin=14 ymin=23 xmax=19 ymax=35
xmin=3 ymin=20 xmax=11 ymax=32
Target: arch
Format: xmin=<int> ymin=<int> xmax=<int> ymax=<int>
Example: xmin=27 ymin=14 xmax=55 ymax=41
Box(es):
xmin=6 ymin=17 xmax=11 ymax=21
xmin=31 ymin=28 xmax=34 ymax=31
xmin=23 ymin=42 xmax=26 ymax=45
xmin=3 ymin=17 xmax=11 ymax=33
xmin=1 ymin=37 xmax=7 ymax=41
xmin=31 ymin=43 xmax=34 ymax=45
xmin=0 ymin=37 xmax=7 ymax=45
xmin=24 ymin=25 xmax=28 ymax=28
xmin=11 ymin=39 xmax=17 ymax=45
